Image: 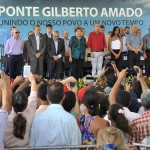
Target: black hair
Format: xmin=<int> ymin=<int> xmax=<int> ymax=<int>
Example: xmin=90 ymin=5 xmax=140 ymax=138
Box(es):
xmin=116 ymin=90 xmax=131 ymax=107
xmin=119 ymin=84 xmax=124 ymax=91
xmin=125 ymin=26 xmax=130 ymax=29
xmin=46 ymin=24 xmax=52 ymax=28
xmin=109 ymin=104 xmax=130 ymax=135
xmin=100 ymin=25 xmax=105 ymax=29
xmin=28 ymin=31 xmax=33 ymax=35
xmin=22 ymin=86 xmax=31 ymax=97
xmin=98 ymin=92 xmax=109 ymax=117
xmin=95 ymin=85 xmax=105 ymax=94
xmin=74 ymin=26 xmax=82 ymax=33
xmin=47 ymin=82 xmax=64 ymax=104
xmin=105 ymin=75 xmax=117 ymax=87
xmin=62 ymin=91 xmax=76 ymax=112
xmin=34 ymin=24 xmax=40 ymax=29
xmin=111 ymin=26 xmax=120 ymax=37
xmin=12 ymin=91 xmax=28 ymax=140
xmin=104 ymin=68 xmax=115 ymax=76
xmin=38 ymin=83 xmax=48 ymax=101
xmin=88 ymin=86 xmax=108 ymax=117
xmin=132 ymin=80 xmax=142 ymax=99
xmin=83 ymin=90 xmax=100 ymax=116
xmin=12 ymin=85 xmax=20 ymax=94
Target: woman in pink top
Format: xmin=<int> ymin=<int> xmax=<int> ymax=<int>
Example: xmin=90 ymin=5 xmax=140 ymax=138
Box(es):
xmin=4 ymin=74 xmax=37 ymax=148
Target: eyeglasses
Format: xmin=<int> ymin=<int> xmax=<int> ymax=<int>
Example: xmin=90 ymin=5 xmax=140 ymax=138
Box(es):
xmin=15 ymin=32 xmax=20 ymax=34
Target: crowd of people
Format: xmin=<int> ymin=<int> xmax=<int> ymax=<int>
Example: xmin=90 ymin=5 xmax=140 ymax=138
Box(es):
xmin=4 ymin=23 xmax=150 ymax=80
xmin=0 ymin=23 xmax=150 ymax=150
xmin=0 ymin=62 xmax=150 ymax=149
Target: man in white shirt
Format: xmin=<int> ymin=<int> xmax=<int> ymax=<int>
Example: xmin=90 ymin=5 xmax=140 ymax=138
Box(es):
xmin=30 ymin=82 xmax=81 ymax=146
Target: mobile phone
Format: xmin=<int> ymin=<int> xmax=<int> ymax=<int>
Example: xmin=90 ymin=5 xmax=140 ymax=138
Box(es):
xmin=127 ymin=80 xmax=132 ymax=86
xmin=70 ymin=82 xmax=75 ymax=87
xmin=23 ymin=65 xmax=31 ymax=77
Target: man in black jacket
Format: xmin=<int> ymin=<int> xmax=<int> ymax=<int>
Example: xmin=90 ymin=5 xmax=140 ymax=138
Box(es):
xmin=47 ymin=31 xmax=65 ymax=79
xmin=44 ymin=24 xmax=53 ymax=78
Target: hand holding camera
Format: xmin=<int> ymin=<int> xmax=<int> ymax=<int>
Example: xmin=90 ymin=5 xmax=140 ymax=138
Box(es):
xmin=134 ymin=66 xmax=142 ymax=81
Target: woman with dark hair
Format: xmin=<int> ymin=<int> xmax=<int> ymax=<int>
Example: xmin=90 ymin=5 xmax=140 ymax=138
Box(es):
xmin=12 ymin=91 xmax=28 ymax=140
xmin=80 ymin=89 xmax=109 ymax=144
xmin=4 ymin=74 xmax=37 ymax=148
xmin=69 ymin=26 xmax=87 ymax=79
xmin=108 ymin=103 xmax=130 ymax=143
xmin=108 ymin=26 xmax=123 ymax=71
xmin=62 ymin=91 xmax=80 ymax=126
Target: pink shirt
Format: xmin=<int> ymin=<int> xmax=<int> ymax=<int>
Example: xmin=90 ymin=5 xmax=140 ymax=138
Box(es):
xmin=4 ymin=91 xmax=37 ymax=148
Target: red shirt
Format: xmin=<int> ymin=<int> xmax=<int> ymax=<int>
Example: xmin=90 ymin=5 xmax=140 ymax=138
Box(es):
xmin=88 ymin=31 xmax=106 ymax=51
xmin=129 ymin=111 xmax=150 ymax=144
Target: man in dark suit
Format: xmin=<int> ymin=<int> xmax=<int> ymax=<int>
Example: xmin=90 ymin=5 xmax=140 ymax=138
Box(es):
xmin=28 ymin=25 xmax=46 ymax=77
xmin=47 ymin=31 xmax=65 ymax=79
xmin=23 ymin=31 xmax=34 ymax=64
xmin=43 ymin=24 xmax=53 ymax=78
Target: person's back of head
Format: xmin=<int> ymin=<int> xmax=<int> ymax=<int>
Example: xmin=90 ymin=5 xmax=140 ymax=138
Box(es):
xmin=22 ymin=86 xmax=31 ymax=97
xmin=38 ymin=83 xmax=48 ymax=101
xmin=62 ymin=91 xmax=76 ymax=113
xmin=97 ymin=92 xmax=109 ymax=117
xmin=12 ymin=91 xmax=28 ymax=140
xmin=105 ymin=75 xmax=117 ymax=88
xmin=132 ymin=80 xmax=142 ymax=99
xmin=141 ymin=89 xmax=150 ymax=110
xmin=47 ymin=82 xmax=64 ymax=104
xmin=83 ymin=89 xmax=100 ymax=116
xmin=116 ymin=90 xmax=131 ymax=107
xmin=108 ymin=104 xmax=130 ymax=135
xmin=88 ymin=86 xmax=108 ymax=117
xmin=97 ymin=127 xmax=125 ymax=150
xmin=95 ymin=85 xmax=105 ymax=94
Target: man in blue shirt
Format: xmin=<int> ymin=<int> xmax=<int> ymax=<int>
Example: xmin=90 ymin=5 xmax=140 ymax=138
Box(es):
xmin=4 ymin=26 xmax=16 ymax=74
xmin=30 ymin=82 xmax=81 ymax=146
xmin=5 ymin=28 xmax=24 ymax=79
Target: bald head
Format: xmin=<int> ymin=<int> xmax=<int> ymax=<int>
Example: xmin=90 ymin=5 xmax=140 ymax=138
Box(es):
xmin=63 ymin=30 xmax=69 ymax=39
xmin=131 ymin=24 xmax=137 ymax=34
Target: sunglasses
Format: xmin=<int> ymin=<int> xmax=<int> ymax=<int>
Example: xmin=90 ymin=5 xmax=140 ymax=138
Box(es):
xmin=15 ymin=32 xmax=20 ymax=34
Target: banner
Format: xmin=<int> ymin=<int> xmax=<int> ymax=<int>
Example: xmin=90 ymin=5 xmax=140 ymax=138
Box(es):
xmin=0 ymin=0 xmax=150 ymax=44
